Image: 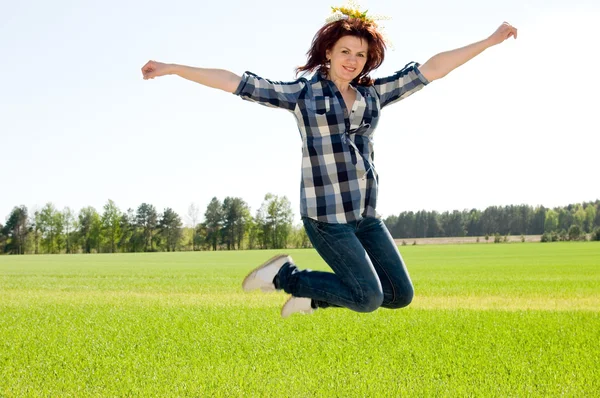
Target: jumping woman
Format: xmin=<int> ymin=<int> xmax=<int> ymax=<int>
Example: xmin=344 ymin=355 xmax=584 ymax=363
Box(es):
xmin=141 ymin=2 xmax=517 ymax=318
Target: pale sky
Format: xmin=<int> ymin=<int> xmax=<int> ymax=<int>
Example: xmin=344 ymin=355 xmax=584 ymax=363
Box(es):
xmin=1 ymin=0 xmax=598 ymax=226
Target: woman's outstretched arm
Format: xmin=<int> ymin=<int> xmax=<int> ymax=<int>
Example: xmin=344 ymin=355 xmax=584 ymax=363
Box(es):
xmin=419 ymin=22 xmax=518 ymax=82
xmin=141 ymin=61 xmax=242 ymax=93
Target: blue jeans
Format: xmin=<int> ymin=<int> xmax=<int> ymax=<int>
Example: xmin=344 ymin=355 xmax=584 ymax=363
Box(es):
xmin=276 ymin=216 xmax=414 ymax=312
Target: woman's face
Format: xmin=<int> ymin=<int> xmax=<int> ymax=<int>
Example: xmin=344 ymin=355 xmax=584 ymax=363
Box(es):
xmin=326 ymin=35 xmax=369 ymax=83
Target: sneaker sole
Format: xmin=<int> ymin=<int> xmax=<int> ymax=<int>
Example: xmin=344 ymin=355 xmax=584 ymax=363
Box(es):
xmin=241 ymin=253 xmax=290 ymax=292
xmin=281 ymin=296 xmax=314 ymax=318
xmin=281 ymin=296 xmax=294 ymax=318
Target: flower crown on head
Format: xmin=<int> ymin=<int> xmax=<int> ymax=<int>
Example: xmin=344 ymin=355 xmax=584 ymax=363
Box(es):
xmin=324 ymin=1 xmax=393 ymax=47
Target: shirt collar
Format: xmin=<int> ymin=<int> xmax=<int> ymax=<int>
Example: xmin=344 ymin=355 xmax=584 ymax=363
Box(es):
xmin=311 ymin=70 xmax=358 ymax=89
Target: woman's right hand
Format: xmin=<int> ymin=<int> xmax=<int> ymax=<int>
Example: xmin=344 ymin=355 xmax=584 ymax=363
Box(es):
xmin=141 ymin=60 xmax=172 ymax=80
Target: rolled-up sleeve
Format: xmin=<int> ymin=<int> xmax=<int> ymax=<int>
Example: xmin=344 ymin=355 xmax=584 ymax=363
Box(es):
xmin=373 ymin=62 xmax=429 ymax=109
xmin=233 ymin=71 xmax=307 ymax=112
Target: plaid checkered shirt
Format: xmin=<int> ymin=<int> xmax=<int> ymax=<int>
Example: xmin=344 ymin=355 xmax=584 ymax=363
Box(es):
xmin=233 ymin=62 xmax=429 ymax=223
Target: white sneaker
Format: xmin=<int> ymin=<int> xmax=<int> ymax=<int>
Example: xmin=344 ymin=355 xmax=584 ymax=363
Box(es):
xmin=242 ymin=254 xmax=292 ymax=292
xmin=281 ymin=296 xmax=314 ymax=318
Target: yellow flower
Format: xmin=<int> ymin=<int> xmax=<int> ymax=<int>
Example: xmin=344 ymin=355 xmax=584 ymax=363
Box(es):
xmin=330 ymin=4 xmax=378 ymax=25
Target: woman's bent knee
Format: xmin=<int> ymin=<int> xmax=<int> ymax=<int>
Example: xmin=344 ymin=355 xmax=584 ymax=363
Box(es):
xmin=353 ymin=290 xmax=384 ymax=313
xmin=386 ymin=288 xmax=414 ymax=309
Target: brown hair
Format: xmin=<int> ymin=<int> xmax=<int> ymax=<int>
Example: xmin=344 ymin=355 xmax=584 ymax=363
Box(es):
xmin=296 ymin=18 xmax=387 ymax=86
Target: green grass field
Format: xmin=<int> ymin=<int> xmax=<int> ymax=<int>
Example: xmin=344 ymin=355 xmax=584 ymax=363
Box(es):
xmin=1 ymin=243 xmax=599 ymax=397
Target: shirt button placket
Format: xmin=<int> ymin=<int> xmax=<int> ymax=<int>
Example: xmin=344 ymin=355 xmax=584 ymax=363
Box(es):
xmin=344 ymin=109 xmax=350 ymax=131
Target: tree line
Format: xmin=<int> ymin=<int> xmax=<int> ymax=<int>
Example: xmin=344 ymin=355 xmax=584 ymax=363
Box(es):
xmin=382 ymin=200 xmax=600 ymax=241
xmin=0 ymin=194 xmax=311 ymax=255
xmin=2 ymin=198 xmax=599 ymax=255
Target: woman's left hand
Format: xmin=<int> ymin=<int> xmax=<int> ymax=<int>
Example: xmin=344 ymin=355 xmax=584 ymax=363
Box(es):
xmin=487 ymin=22 xmax=518 ymax=46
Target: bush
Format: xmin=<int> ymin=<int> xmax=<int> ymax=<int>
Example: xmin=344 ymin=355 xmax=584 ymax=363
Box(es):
xmin=476 ymin=237 xmax=480 ymax=243
xmin=592 ymin=228 xmax=600 ymax=241
xmin=494 ymin=233 xmax=502 ymax=243
xmin=520 ymin=234 xmax=525 ymax=243
xmin=568 ymin=225 xmax=582 ymax=241
xmin=541 ymin=232 xmax=551 ymax=243
xmin=485 ymin=234 xmax=489 ymax=243
xmin=581 ymin=234 xmax=589 ymax=242
xmin=412 ymin=241 xmax=417 ymax=246
xmin=402 ymin=240 xmax=407 ymax=246
xmin=540 ymin=232 xmax=559 ymax=242
xmin=559 ymin=229 xmax=568 ymax=242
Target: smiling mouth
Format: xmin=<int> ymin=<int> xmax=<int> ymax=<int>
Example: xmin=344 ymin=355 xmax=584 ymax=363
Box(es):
xmin=343 ymin=66 xmax=357 ymax=72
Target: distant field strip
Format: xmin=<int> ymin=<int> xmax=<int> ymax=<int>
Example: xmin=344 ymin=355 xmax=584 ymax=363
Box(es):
xmin=0 ymin=290 xmax=598 ymax=312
